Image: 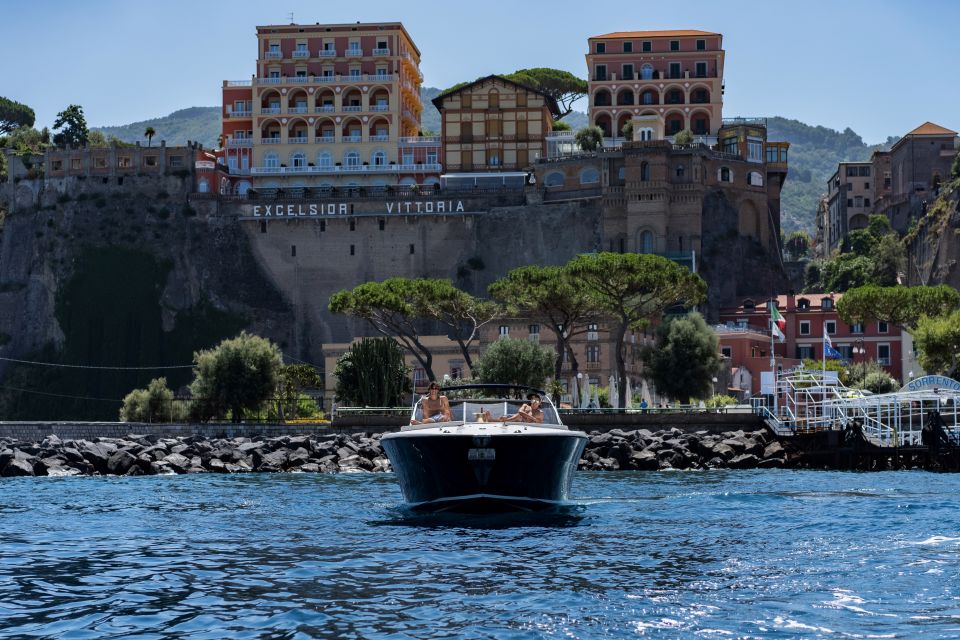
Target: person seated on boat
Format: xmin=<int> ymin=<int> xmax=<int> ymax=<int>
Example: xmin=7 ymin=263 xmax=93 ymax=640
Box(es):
xmin=410 ymin=381 xmax=453 ymax=424
xmin=500 ymin=393 xmax=545 ymax=423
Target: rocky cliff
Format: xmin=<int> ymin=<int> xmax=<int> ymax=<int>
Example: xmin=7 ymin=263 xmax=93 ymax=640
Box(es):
xmin=0 ymin=176 xmax=293 ymax=420
xmin=905 ymin=181 xmax=960 ymax=287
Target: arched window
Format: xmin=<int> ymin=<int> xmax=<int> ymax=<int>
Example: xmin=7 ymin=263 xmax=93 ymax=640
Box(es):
xmin=641 ymin=64 xmax=654 ymax=80
xmin=344 ymin=151 xmax=360 ymax=167
xmin=291 ymin=152 xmax=306 ymax=168
xmin=720 ymin=166 xmax=732 ymax=182
xmin=743 ymin=299 xmax=756 ymax=310
xmin=748 ymin=171 xmax=763 ymax=186
xmin=317 ymin=151 xmax=332 ymax=167
xmin=580 ymin=168 xmax=600 ymax=184
xmin=264 ymin=153 xmax=279 ymax=168
xmin=197 ymin=177 xmax=209 ymax=193
xmin=544 ymin=172 xmax=565 ymax=187
xmin=641 ymin=91 xmax=654 ymax=105
xmin=640 ymin=161 xmax=650 ymax=182
xmin=371 ymin=150 xmax=387 ymax=166
xmin=676 ymin=164 xmax=685 ymax=178
xmin=639 ymin=230 xmax=654 ymax=254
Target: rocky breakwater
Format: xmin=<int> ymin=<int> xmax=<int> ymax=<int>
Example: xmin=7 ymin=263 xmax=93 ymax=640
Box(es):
xmin=0 ymin=433 xmax=392 ymax=477
xmin=579 ymin=428 xmax=788 ymax=470
xmin=0 ymin=428 xmax=790 ymax=478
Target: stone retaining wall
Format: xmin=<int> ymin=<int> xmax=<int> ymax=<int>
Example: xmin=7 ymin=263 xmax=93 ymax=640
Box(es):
xmin=0 ymin=413 xmax=765 ymax=441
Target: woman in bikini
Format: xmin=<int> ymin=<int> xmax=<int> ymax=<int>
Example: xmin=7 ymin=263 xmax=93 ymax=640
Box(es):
xmin=499 ymin=393 xmax=545 ymax=423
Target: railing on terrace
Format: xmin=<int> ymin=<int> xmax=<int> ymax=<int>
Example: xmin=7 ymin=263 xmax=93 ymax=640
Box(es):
xmin=250 ymin=163 xmax=442 ymax=176
xmin=722 ymin=117 xmax=768 ymax=127
xmin=543 ymin=187 xmax=603 ymax=201
xmin=399 ymin=136 xmax=441 ymax=145
xmin=253 ymin=73 xmax=394 ymax=85
xmin=229 ymin=184 xmax=525 ymax=203
xmin=225 ymin=80 xmax=252 ymax=87
xmin=227 ymin=139 xmax=253 ymax=147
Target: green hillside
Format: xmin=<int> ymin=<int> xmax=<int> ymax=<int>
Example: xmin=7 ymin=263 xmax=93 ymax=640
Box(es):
xmin=767 ymin=117 xmax=895 ymax=233
xmin=93 ymin=107 xmax=221 ymax=148
xmin=94 ymin=100 xmax=893 ymax=233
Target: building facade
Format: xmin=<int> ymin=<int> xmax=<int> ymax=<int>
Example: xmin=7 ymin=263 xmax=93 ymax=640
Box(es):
xmin=535 ymin=120 xmax=788 ymax=259
xmin=823 ymin=161 xmax=873 ymax=254
xmin=432 ymin=76 xmax=561 ymax=174
xmin=220 ymin=22 xmax=439 ymax=195
xmin=585 ymin=30 xmax=725 ymax=141
xmin=717 ymin=293 xmax=905 ymax=396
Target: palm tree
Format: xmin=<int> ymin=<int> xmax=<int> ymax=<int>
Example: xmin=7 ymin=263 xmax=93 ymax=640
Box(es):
xmin=144 ymin=126 xmax=156 ymax=147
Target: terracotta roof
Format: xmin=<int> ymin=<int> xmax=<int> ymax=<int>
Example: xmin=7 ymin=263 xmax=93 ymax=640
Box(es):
xmin=904 ymin=121 xmax=957 ymax=137
xmin=720 ymin=293 xmax=841 ymax=313
xmin=591 ymin=29 xmax=720 ymax=39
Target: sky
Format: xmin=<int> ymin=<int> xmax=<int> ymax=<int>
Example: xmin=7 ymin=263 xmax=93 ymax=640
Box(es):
xmin=4 ymin=0 xmax=957 ymax=144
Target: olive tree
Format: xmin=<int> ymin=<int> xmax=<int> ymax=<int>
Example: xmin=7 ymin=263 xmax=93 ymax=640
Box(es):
xmin=189 ymin=332 xmax=283 ymax=422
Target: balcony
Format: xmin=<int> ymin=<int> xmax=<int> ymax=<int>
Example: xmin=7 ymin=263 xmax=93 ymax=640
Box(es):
xmin=315 ymin=105 xmax=335 ymax=113
xmin=292 ymin=49 xmax=310 ymax=58
xmin=251 ymin=163 xmax=443 ymax=176
xmin=343 ymin=105 xmax=362 ymax=112
xmin=398 ymin=136 xmax=441 ymax=146
xmin=315 ymin=135 xmax=335 ymax=143
xmin=370 ymin=104 xmax=390 ymax=112
xmin=345 ymin=47 xmax=363 ymax=57
xmin=224 ymin=80 xmax=252 ymax=87
xmin=372 ymin=47 xmax=391 ymax=56
xmin=288 ymin=136 xmax=308 ymax=144
xmin=265 ymin=51 xmax=282 ymax=59
xmin=227 ymin=138 xmax=253 ymax=147
xmin=370 ymin=134 xmax=390 ymax=142
xmin=319 ymin=49 xmax=336 ymax=57
xmin=260 ymin=137 xmax=282 ymax=144
xmin=253 ymin=73 xmax=395 ymax=86
xmin=288 ymin=106 xmax=309 ymax=114
xmin=261 ymin=106 xmax=281 ymax=115
xmin=227 ymin=110 xmax=252 ymax=118
xmin=344 ymin=134 xmax=362 ymax=142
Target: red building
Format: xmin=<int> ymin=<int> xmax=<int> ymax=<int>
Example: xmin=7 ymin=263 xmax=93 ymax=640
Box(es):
xmin=717 ymin=293 xmax=905 ymax=397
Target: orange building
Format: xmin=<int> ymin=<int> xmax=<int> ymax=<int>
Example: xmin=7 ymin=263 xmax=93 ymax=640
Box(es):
xmin=585 ymin=30 xmax=725 ymax=141
xmin=220 ymin=22 xmax=439 ymax=195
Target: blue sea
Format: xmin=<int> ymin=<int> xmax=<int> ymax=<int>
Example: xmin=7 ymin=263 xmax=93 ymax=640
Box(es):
xmin=1 ymin=471 xmax=959 ymax=639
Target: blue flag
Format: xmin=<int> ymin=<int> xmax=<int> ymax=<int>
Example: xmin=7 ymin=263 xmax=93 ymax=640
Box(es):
xmin=824 ymin=332 xmax=842 ymax=359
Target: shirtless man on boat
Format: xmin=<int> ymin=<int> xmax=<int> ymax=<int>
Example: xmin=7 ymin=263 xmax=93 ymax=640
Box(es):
xmin=500 ymin=393 xmax=545 ymax=423
xmin=410 ymin=382 xmax=453 ymax=424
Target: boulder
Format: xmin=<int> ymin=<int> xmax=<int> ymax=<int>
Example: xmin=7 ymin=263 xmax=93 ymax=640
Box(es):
xmin=207 ymin=458 xmax=227 ymax=473
xmin=0 ymin=448 xmax=14 ymax=468
xmin=107 ymin=450 xmax=138 ymax=475
xmin=47 ymin=466 xmax=82 ymax=477
xmin=259 ymin=450 xmax=288 ymax=470
xmin=162 ymin=453 xmax=191 ymax=473
xmin=2 ymin=459 xmax=35 ymax=477
xmin=763 ymin=441 xmax=785 ymax=459
xmin=298 ymin=463 xmax=321 ymax=473
xmin=629 ymin=449 xmax=660 ymax=471
xmin=758 ymin=457 xmax=785 ymax=469
xmin=729 ymin=454 xmax=760 ymax=469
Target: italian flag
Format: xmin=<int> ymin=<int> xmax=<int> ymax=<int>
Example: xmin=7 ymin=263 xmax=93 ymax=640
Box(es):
xmin=770 ymin=303 xmax=786 ymax=342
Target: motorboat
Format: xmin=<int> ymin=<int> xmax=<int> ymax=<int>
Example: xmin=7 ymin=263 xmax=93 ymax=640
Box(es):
xmin=380 ymin=384 xmax=588 ymax=512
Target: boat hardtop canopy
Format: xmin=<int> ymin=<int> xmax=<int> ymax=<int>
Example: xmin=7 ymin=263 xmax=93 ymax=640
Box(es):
xmin=410 ymin=383 xmax=562 ymax=425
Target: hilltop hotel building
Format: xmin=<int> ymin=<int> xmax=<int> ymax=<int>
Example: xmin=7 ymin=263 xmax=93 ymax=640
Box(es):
xmin=220 ymin=22 xmax=439 ymax=194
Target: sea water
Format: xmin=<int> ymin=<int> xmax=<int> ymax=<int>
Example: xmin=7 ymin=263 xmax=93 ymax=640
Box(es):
xmin=1 ymin=471 xmax=958 ymax=638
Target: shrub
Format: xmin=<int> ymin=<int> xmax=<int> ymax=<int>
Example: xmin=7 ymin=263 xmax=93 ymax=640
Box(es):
xmin=119 ymin=377 xmax=182 ymax=422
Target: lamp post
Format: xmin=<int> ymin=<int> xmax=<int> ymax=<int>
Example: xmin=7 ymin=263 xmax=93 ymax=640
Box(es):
xmin=852 ymin=338 xmax=866 ymax=362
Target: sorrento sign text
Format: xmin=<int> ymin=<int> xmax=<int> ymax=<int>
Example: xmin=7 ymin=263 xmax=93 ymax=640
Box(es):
xmin=249 ymin=200 xmax=466 ymax=218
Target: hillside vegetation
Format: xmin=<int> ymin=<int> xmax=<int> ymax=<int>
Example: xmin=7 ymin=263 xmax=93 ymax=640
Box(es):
xmin=92 ymin=107 xmax=220 ymax=149
xmin=91 ymin=96 xmax=893 ymax=233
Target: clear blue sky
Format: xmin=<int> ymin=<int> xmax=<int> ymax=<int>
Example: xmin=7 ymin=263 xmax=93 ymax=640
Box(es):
xmin=4 ymin=0 xmax=957 ymax=143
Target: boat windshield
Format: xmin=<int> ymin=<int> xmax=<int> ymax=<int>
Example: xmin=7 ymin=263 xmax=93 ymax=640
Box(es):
xmin=410 ymin=396 xmax=560 ymax=425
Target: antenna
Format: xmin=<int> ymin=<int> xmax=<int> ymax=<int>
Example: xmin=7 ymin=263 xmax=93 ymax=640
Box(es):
xmin=287 ymin=11 xmax=294 ymax=23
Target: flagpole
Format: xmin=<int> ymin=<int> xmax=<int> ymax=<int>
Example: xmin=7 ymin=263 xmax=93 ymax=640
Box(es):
xmin=771 ymin=298 xmax=778 ymax=417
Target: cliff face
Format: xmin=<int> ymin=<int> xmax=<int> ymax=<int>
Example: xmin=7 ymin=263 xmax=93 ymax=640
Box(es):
xmin=699 ymin=189 xmax=791 ymax=317
xmin=906 ymin=183 xmax=960 ymax=288
xmin=0 ymin=176 xmax=293 ymax=419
